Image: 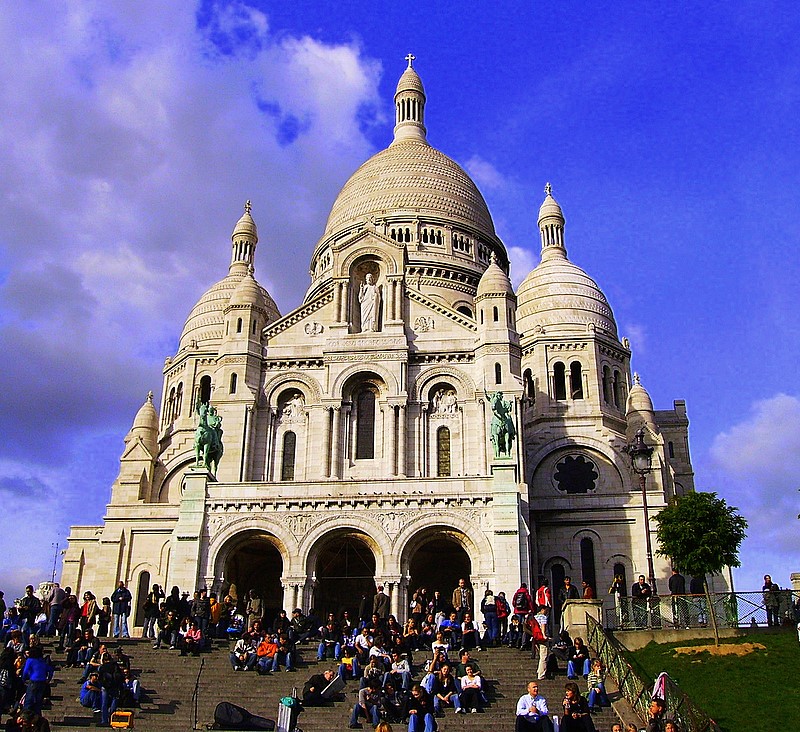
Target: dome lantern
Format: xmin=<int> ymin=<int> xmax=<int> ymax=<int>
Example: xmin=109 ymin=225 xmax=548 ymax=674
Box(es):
xmin=538 ymin=182 xmax=566 ymax=261
xmin=230 ymin=200 xmax=258 ymax=275
xmin=392 ymin=53 xmax=427 ymax=144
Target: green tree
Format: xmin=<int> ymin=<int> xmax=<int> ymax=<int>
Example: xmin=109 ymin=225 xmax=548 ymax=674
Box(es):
xmin=653 ymin=491 xmax=747 ymax=645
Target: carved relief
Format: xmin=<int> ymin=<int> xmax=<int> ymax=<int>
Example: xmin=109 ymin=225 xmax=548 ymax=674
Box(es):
xmin=431 ymin=388 xmax=458 ymax=415
xmin=279 ymin=392 xmax=306 ymax=424
xmin=281 ymin=513 xmax=321 ymax=538
xmin=413 ymin=316 xmax=435 ymax=333
xmin=375 ymin=511 xmax=412 ymax=538
xmin=304 ymin=322 xmax=324 ymax=336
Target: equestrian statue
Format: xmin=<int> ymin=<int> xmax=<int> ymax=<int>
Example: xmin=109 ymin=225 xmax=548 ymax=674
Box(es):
xmin=194 ymin=400 xmax=224 ymax=475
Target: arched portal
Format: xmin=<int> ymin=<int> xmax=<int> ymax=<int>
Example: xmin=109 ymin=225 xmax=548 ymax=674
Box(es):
xmin=406 ymin=532 xmax=471 ymax=607
xmin=223 ymin=532 xmax=284 ymax=624
xmin=312 ymin=531 xmax=377 ymax=620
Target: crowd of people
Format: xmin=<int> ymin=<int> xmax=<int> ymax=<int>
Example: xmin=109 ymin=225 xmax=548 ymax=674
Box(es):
xmin=1 ymin=572 xmax=743 ymax=731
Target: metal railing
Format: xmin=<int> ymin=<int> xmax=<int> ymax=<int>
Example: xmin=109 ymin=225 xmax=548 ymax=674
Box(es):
xmin=586 ymin=614 xmax=720 ymax=732
xmin=603 ymin=590 xmax=799 ymax=631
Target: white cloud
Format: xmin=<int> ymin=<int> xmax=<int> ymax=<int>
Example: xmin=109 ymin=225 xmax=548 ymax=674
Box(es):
xmin=621 ymin=322 xmax=648 ymax=357
xmin=707 ymin=394 xmax=800 ymax=591
xmin=464 ymin=155 xmax=508 ymax=190
xmin=507 ymin=245 xmax=537 ymax=288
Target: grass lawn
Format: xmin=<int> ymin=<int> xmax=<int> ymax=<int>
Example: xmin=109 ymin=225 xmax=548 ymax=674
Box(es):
xmin=626 ymin=629 xmax=799 ymax=732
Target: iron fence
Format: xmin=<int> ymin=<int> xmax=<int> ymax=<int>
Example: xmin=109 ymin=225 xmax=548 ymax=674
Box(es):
xmin=603 ymin=590 xmax=799 ymax=631
xmin=586 ymin=614 xmax=721 ymax=732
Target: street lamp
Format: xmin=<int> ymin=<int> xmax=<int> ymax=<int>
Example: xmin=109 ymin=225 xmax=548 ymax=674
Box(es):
xmin=625 ymin=428 xmax=657 ymax=595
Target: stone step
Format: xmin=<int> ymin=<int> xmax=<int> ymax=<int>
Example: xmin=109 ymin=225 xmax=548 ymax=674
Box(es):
xmin=42 ymin=640 xmax=621 ymax=731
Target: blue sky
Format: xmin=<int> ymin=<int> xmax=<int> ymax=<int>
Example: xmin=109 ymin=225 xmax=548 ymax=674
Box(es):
xmin=0 ymin=1 xmax=798 ymax=599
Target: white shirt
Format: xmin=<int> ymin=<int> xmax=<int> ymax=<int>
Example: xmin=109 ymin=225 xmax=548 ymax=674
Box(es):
xmin=516 ymin=693 xmax=549 ymax=717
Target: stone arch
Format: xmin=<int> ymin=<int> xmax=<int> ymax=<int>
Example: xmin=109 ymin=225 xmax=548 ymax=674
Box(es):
xmin=526 ymin=436 xmax=629 ymax=490
xmin=301 ymin=516 xmax=390 ymax=578
xmin=128 ymin=562 xmax=158 ymax=627
xmin=339 ymin=245 xmax=399 ymax=277
xmin=331 ymin=363 xmax=399 ymax=400
xmin=156 ymin=456 xmax=194 ymax=503
xmin=410 ymin=366 xmax=477 ymax=403
xmin=207 ymin=517 xmax=298 ymax=577
xmin=395 ymin=513 xmax=494 ymax=578
xmin=263 ymin=372 xmax=321 ymax=406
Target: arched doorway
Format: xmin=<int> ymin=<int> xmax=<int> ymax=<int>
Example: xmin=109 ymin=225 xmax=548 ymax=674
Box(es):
xmin=406 ymin=532 xmax=472 ymax=609
xmin=312 ymin=531 xmax=377 ymax=620
xmin=134 ymin=571 xmax=150 ymax=628
xmin=223 ymin=532 xmax=284 ymax=625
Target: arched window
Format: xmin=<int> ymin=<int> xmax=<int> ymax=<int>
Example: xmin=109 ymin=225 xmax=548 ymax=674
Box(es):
xmin=494 ymin=362 xmax=502 ymax=384
xmin=437 ymin=426 xmax=451 ymax=477
xmin=612 ymin=370 xmax=622 ymax=407
xmin=613 ymin=563 xmax=628 ymax=597
xmin=356 ymin=389 xmax=376 ymax=460
xmin=236 ymin=317 xmax=243 ymax=333
xmin=229 ymin=373 xmax=238 ymax=394
xmin=553 ymin=362 xmax=567 ymax=400
xmin=570 ymin=361 xmax=584 ymax=399
xmin=168 ymin=387 xmax=175 ymax=422
xmin=580 ymin=537 xmax=596 ymax=593
xmin=668 ymin=441 xmax=675 ymax=458
xmin=523 ymin=369 xmax=535 ymax=404
xmin=602 ymin=366 xmax=611 ymax=404
xmin=252 ymin=319 xmax=257 ymax=335
xmin=281 ymin=431 xmax=296 ymax=481
xmin=456 ymin=305 xmax=473 ymax=318
xmin=480 ymin=309 xmax=484 ymax=324
xmin=199 ymin=375 xmax=212 ymax=405
xmin=175 ymin=383 xmax=183 ymax=419
xmin=493 ymin=306 xmax=499 ymax=322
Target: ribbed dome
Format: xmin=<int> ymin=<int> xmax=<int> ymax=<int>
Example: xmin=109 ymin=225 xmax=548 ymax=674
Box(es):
xmin=516 ymin=258 xmax=617 ymax=336
xmin=228 ymin=271 xmax=268 ymax=309
xmin=538 ymin=191 xmax=564 ymax=223
xmin=626 ymin=374 xmax=655 ymax=414
xmin=477 ymin=256 xmax=514 ymax=298
xmin=131 ymin=392 xmax=158 ymax=433
xmin=396 ymin=66 xmax=425 ymax=96
xmin=232 ymin=206 xmax=258 ymax=241
xmin=179 ymin=271 xmax=279 ymax=350
xmin=323 ymin=140 xmax=496 ymax=239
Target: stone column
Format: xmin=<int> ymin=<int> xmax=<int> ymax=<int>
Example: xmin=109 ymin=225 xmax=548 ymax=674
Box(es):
xmin=398 ymin=405 xmax=407 ymax=477
xmin=331 ymin=406 xmax=342 ymax=479
xmin=322 ymin=407 xmax=332 ymax=479
xmin=478 ymin=399 xmax=488 ymax=475
xmin=333 ymin=280 xmax=342 ymax=323
xmin=388 ymin=405 xmax=397 ymax=476
xmin=169 ymin=468 xmax=209 ymax=593
xmin=241 ymin=404 xmax=254 ymax=482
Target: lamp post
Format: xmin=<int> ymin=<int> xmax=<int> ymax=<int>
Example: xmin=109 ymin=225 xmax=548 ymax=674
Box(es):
xmin=625 ymin=428 xmax=657 ymax=595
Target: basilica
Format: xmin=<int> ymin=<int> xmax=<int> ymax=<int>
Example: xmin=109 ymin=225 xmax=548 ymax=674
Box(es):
xmin=63 ymin=60 xmax=705 ymax=627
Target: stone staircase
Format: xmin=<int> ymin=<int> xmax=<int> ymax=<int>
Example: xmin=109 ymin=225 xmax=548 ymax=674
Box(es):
xmin=41 ymin=639 xmax=622 ymax=731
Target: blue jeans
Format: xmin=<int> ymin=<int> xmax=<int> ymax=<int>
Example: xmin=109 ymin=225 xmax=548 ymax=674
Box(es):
xmin=46 ymin=605 xmax=62 ymax=636
xmin=24 ymin=681 xmax=47 ymax=714
xmin=433 ymin=694 xmax=461 ymax=714
xmin=338 ymin=658 xmax=359 ymax=683
xmin=80 ymin=688 xmax=102 ymax=710
xmin=101 ymin=688 xmax=118 ymax=725
xmin=350 ymin=703 xmax=380 ymax=726
xmin=483 ymin=613 xmax=500 ymax=644
xmin=113 ymin=614 xmax=130 ymax=638
xmin=408 ymin=711 xmax=437 ymax=732
xmin=588 ymin=683 xmax=610 ymax=708
xmin=317 ymin=641 xmax=340 ymax=660
xmin=567 ymin=657 xmax=591 ymax=678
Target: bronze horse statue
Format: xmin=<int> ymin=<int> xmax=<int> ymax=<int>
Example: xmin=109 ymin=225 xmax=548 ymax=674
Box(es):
xmin=195 ymin=401 xmax=224 ymax=474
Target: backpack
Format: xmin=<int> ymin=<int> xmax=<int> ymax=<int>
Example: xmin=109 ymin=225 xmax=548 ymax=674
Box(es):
xmin=513 ymin=591 xmax=529 ymax=611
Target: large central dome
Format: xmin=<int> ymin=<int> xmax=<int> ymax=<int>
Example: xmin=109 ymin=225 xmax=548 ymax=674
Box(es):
xmin=323 ymin=139 xmax=496 ymax=239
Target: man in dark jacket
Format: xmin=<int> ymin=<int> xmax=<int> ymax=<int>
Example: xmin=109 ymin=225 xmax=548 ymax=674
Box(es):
xmin=110 ymin=582 xmax=132 ymax=639
xmin=19 ymin=586 xmax=42 ymax=642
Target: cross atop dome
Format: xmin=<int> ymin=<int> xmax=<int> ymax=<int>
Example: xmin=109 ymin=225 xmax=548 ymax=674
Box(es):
xmin=405 ymin=52 xmax=416 ymax=69
xmin=244 ymin=199 xmax=252 ymax=214
xmin=545 ymin=182 xmax=552 ymax=196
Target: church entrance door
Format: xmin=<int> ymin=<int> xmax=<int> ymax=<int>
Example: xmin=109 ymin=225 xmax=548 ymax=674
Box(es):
xmin=223 ymin=531 xmax=284 ymax=625
xmin=407 ymin=533 xmax=471 ymax=610
xmin=312 ymin=531 xmax=376 ymax=620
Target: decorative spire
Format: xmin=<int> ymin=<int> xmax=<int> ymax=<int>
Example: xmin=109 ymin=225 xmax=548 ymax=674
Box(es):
xmin=147 ymin=390 xmax=154 ymax=402
xmin=230 ymin=200 xmax=258 ymax=275
xmin=537 ymin=182 xmax=566 ymax=261
xmin=489 ymin=251 xmax=497 ymax=265
xmin=633 ymin=372 xmax=641 ymax=385
xmin=393 ymin=56 xmax=427 ymax=144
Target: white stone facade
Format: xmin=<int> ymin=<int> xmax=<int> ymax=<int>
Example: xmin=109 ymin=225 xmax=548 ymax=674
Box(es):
xmin=63 ymin=61 xmax=717 ymax=626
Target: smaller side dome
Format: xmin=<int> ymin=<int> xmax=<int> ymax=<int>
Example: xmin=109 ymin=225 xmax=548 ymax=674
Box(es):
xmin=538 ymin=182 xmax=565 ymax=225
xmin=477 ymin=253 xmax=514 ymax=298
xmin=396 ymin=65 xmax=425 ymax=96
xmin=228 ymin=268 xmax=268 ymax=310
xmin=626 ymin=373 xmax=655 ymax=414
xmin=128 ymin=391 xmax=159 ymax=456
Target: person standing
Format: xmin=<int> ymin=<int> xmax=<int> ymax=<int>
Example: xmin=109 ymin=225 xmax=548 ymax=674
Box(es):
xmin=515 ymin=681 xmax=554 ymax=732
xmin=373 ymin=585 xmax=390 ymax=619
xmin=762 ymin=575 xmax=780 ymax=627
xmin=45 ymin=584 xmax=66 ymax=637
xmin=451 ymin=578 xmax=473 ymax=624
xmin=631 ymin=575 xmax=652 ymax=628
xmin=19 ymin=586 xmax=42 ymax=641
xmin=110 ymin=582 xmax=132 ymax=639
xmin=668 ymin=569 xmax=688 ymax=627
xmin=512 ymin=583 xmax=533 ymax=620
xmin=480 ymin=589 xmax=500 ymax=647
